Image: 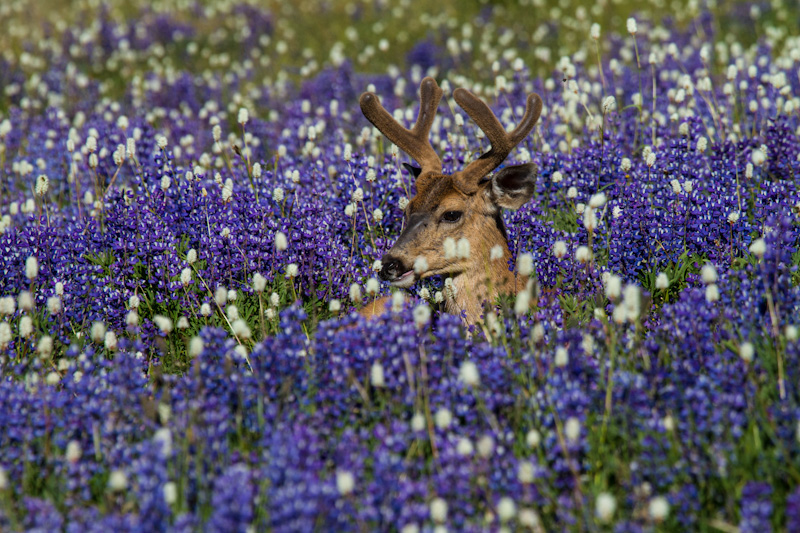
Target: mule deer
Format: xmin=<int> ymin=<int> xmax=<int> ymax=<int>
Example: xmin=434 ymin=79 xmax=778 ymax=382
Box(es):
xmin=360 ymin=77 xmax=543 ymax=323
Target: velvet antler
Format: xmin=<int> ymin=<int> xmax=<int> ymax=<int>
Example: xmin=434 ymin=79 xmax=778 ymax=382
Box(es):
xmin=359 ymin=76 xmax=444 ymax=178
xmin=453 ymin=89 xmax=542 ymax=193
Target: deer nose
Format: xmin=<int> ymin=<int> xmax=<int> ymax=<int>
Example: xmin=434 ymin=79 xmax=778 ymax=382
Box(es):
xmin=379 ymin=256 xmax=405 ymax=281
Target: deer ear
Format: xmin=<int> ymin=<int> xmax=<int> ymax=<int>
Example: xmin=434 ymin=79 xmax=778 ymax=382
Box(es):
xmin=489 ymin=163 xmax=537 ymax=210
xmin=403 ymin=163 xmax=422 ymax=179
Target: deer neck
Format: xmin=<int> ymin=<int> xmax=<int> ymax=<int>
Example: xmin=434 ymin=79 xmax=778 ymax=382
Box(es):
xmin=444 ymin=218 xmax=527 ymax=323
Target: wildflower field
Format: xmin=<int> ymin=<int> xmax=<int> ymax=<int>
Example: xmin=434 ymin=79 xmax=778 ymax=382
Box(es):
xmin=2 ymin=0 xmax=800 ymax=530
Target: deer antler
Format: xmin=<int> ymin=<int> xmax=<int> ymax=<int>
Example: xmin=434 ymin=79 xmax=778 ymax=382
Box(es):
xmin=359 ymin=76 xmax=443 ymax=177
xmin=453 ymin=88 xmax=543 ymax=193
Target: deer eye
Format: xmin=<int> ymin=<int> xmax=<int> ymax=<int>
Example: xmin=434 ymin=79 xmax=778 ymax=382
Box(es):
xmin=441 ymin=210 xmax=463 ymax=223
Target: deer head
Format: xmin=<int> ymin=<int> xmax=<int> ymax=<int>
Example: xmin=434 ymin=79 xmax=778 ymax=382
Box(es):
xmin=360 ymin=77 xmax=543 ymax=322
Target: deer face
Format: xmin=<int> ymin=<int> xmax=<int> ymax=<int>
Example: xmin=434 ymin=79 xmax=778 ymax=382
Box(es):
xmin=380 ymin=164 xmax=538 ymax=287
xmin=361 ymin=76 xmax=542 ymax=291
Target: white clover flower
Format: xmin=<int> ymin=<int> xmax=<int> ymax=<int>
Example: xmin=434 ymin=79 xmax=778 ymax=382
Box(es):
xmin=554 ymin=346 xmax=569 ymax=367
xmin=19 ymin=316 xmax=33 ymax=337
xmin=351 ymin=187 xmax=364 ymax=202
xmin=291 ymin=170 xmax=300 ymax=183
xmin=430 ymin=497 xmax=448 ymax=523
xmin=25 ymin=256 xmax=38 ymax=280
xmin=413 ymin=303 xmax=431 ymax=327
xmin=606 ymin=274 xmax=624 ymax=303
xmin=595 ymin=493 xmax=617 ymax=523
xmin=370 ymin=362 xmax=385 ymax=387
xmin=551 ymin=170 xmax=563 ymax=183
xmin=648 ymin=496 xmax=670 ymax=521
xmin=349 ymin=283 xmax=362 ymax=302
xmin=458 ymin=360 xmax=480 ymax=387
xmin=489 ymin=245 xmax=505 ymax=261
xmin=252 ymin=273 xmax=267 ymax=293
xmin=0 ymin=297 xmax=14 ymax=316
xmin=163 ymin=482 xmax=177 ymax=505
xmin=371 ymin=259 xmax=383 ymax=273
xmin=553 ymin=240 xmax=567 ymax=259
xmin=589 ymin=192 xmax=607 ymax=208
xmin=443 ymin=237 xmax=456 ymax=259
xmin=180 ymin=267 xmax=192 ymax=286
xmin=189 ymin=336 xmax=204 ymax=357
xmin=567 ymin=186 xmax=578 ymax=199
xmin=185 ymin=248 xmax=198 ymax=264
xmin=272 ymin=187 xmax=285 ymax=202
xmin=285 ymin=263 xmax=299 ymax=278
xmin=456 ymin=238 xmax=470 ymax=259
xmin=727 ymin=211 xmax=740 ymax=224
xmin=157 ymin=135 xmax=168 ymax=149
xmin=344 ymin=203 xmax=356 ymax=217
xmin=126 ymin=310 xmax=139 ymax=327
xmin=232 ymin=319 xmax=251 ymax=340
xmin=336 ymin=469 xmax=355 ymax=496
xmin=457 ymin=437 xmax=473 ymax=456
xmin=212 ymin=124 xmax=222 ymax=142
xmin=200 ymin=303 xmax=211 ymax=317
xmin=749 ymin=238 xmax=766 ymax=258
xmin=786 ymin=325 xmax=798 ymax=342
xmin=515 ymin=254 xmax=534 ymax=277
xmin=526 ymin=429 xmax=541 ymax=448
xmin=237 ymin=107 xmax=249 ymax=125
xmin=35 ymin=174 xmax=49 ymax=196
xmin=626 ymin=17 xmax=638 ymax=34
xmin=518 ymin=461 xmax=535 ymax=484
xmin=91 ymin=321 xmax=106 ymax=343
xmin=576 ymin=203 xmax=585 ymax=215
xmin=583 ymin=207 xmax=598 ymax=232
xmin=66 ymin=440 xmax=82 ymax=464
xmin=740 ymin=341 xmax=754 ymax=362
xmin=751 ymin=149 xmax=766 ymax=166
xmin=252 ymin=162 xmax=262 ymax=179
xmin=564 ymin=417 xmax=581 ymax=442
xmin=274 ymin=231 xmax=288 ymax=252
xmin=601 ymin=96 xmax=616 ymax=114
xmin=411 ymin=412 xmax=426 ymax=432
xmin=477 ymin=434 xmax=495 ymax=457
xmin=108 ymin=470 xmax=129 ymax=492
xmin=701 ymin=263 xmax=718 ymax=284
xmin=398 ymin=196 xmax=409 ymax=210
xmin=365 ymin=278 xmax=380 ymax=296
xmin=612 ymin=206 xmax=623 ymax=219
xmin=434 ymin=408 xmax=452 ymax=429
xmin=519 ymin=509 xmax=541 ymax=528
xmin=372 ymin=208 xmax=383 ymax=222
xmin=623 ymin=284 xmax=641 ymax=321
xmin=215 ymin=286 xmax=228 ymax=306
xmin=413 ymin=256 xmax=428 ymax=274
xmin=104 ymin=331 xmax=118 ymax=351
xmin=646 ymin=152 xmax=656 ymax=167
xmin=705 ymin=284 xmax=720 ymax=303
xmin=497 ymin=497 xmax=516 ymax=522
xmin=514 ymin=290 xmax=530 ymax=316
xmin=655 ymin=272 xmax=670 ymax=289
xmin=154 ymin=315 xmax=173 ymax=335
xmin=391 ymin=291 xmax=405 ymax=312
xmin=696 ymin=136 xmax=708 ymax=152
xmin=575 ymin=246 xmax=593 ymax=264
xmin=0 ymin=322 xmax=11 ymax=348
xmin=433 ymin=291 xmax=444 ymax=303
